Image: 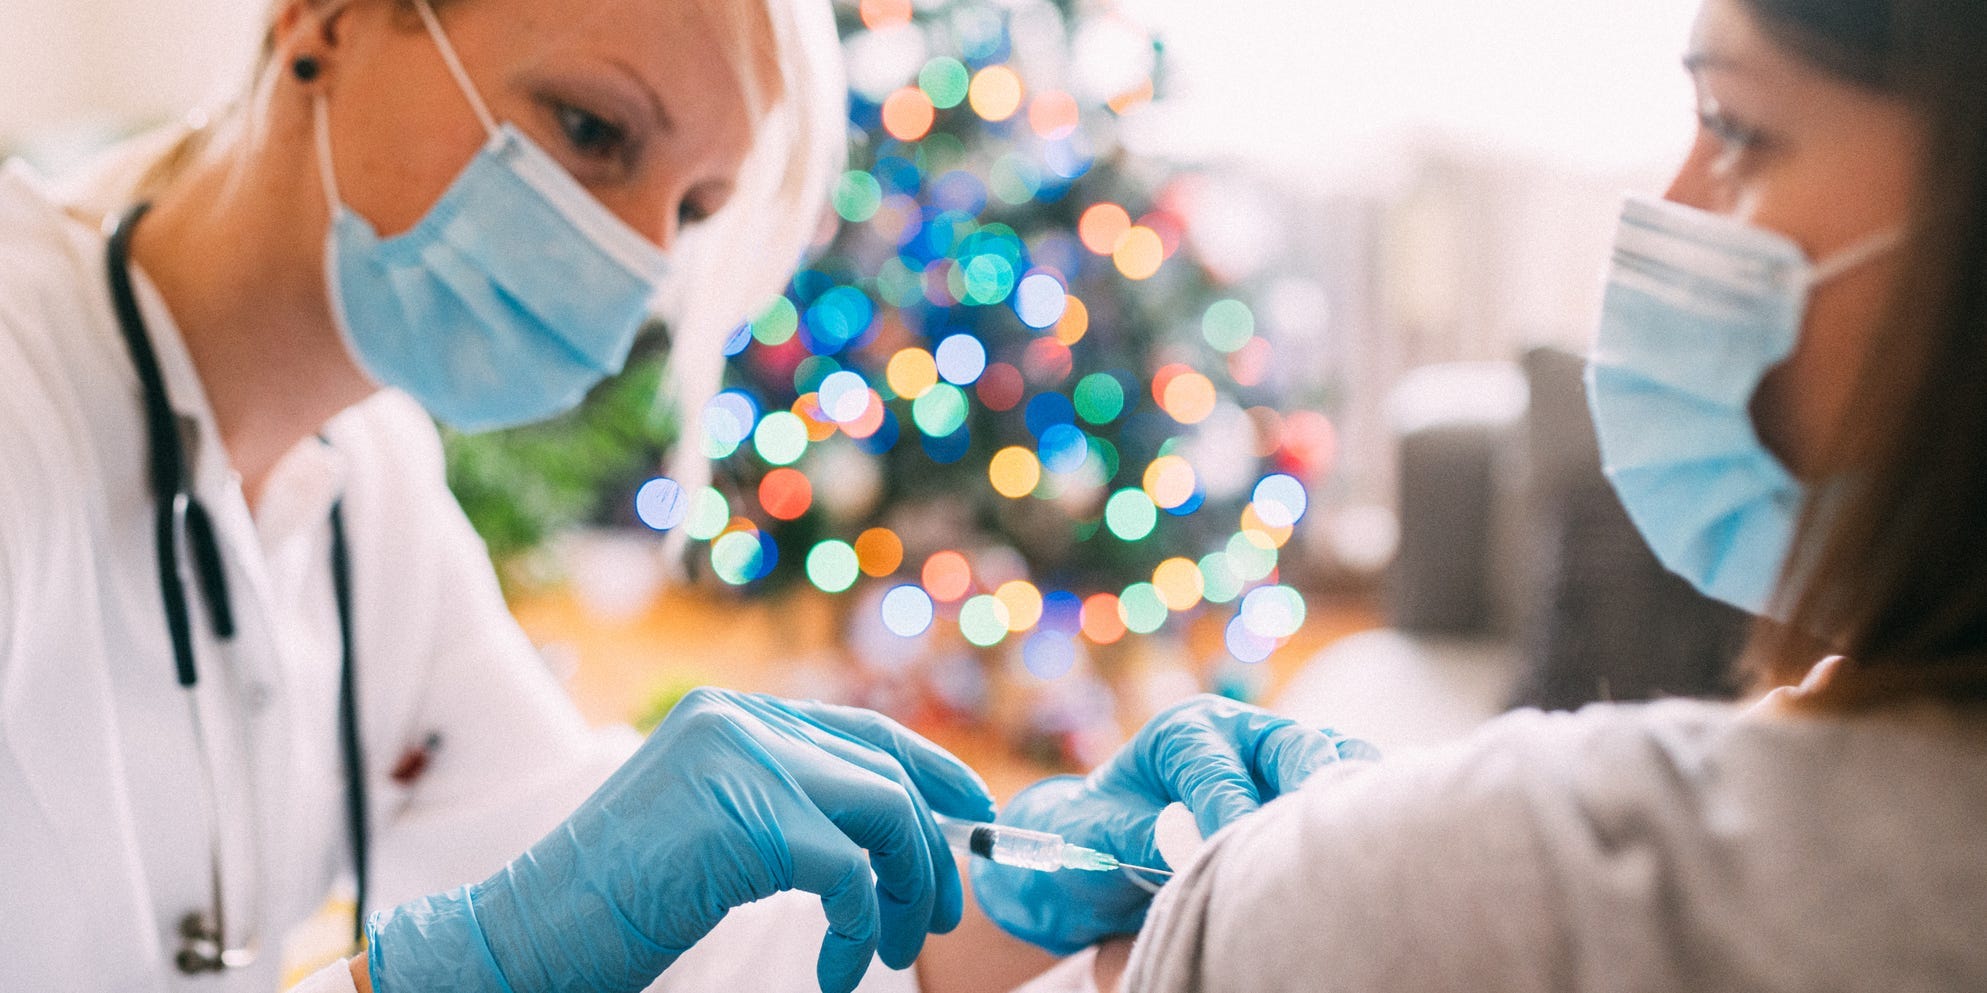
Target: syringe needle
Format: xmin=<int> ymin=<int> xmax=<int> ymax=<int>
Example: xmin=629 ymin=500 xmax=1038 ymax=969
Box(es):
xmin=1117 ymin=862 xmax=1173 ymax=878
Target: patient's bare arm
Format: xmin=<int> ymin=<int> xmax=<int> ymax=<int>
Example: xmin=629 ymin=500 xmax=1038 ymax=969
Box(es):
xmin=915 ymin=860 xmax=1062 ymax=993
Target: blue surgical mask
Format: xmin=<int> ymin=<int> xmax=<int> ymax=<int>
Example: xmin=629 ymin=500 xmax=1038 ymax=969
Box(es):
xmin=1586 ymin=195 xmax=1897 ymax=617
xmin=314 ymin=0 xmax=669 ymax=433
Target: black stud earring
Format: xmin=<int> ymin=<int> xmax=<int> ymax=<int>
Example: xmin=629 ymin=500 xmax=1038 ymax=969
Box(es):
xmin=292 ymin=56 xmax=321 ymax=83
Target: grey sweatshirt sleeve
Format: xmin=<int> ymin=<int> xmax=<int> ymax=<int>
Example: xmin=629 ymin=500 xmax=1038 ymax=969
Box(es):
xmin=1121 ymin=698 xmax=1987 ymax=993
xmin=1120 ymin=708 xmax=1600 ymax=993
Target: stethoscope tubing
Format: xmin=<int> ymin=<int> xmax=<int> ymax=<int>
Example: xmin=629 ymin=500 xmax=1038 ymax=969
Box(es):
xmin=105 ymin=203 xmax=369 ymax=970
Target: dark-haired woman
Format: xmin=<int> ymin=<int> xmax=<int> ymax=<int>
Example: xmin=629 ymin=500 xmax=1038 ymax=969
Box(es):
xmin=967 ymin=0 xmax=1987 ymax=987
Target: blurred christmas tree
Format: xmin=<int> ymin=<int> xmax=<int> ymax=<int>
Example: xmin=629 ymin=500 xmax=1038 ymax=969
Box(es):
xmin=448 ymin=0 xmax=1337 ymax=673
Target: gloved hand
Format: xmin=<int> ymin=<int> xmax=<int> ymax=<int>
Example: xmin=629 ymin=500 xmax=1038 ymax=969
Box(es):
xmin=367 ymin=688 xmax=997 ymax=993
xmin=971 ymin=694 xmax=1376 ymax=954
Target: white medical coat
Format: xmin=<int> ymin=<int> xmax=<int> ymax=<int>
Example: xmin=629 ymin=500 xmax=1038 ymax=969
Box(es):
xmin=0 ymin=161 xmax=913 ymax=993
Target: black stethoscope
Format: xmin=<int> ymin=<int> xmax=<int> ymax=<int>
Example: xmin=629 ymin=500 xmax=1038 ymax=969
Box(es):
xmin=107 ymin=203 xmax=370 ymax=974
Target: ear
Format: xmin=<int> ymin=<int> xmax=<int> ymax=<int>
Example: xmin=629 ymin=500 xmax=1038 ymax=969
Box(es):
xmin=270 ymin=0 xmax=357 ymax=79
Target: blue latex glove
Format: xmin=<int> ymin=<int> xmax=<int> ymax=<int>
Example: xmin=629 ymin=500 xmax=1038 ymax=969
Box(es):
xmin=367 ymin=688 xmax=996 ymax=993
xmin=971 ymin=695 xmax=1376 ymax=954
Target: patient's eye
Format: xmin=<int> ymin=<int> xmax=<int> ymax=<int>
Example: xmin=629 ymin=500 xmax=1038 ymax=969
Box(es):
xmin=1698 ymin=110 xmax=1766 ymax=156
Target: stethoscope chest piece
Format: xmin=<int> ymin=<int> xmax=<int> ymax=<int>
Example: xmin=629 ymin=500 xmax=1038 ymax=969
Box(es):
xmin=175 ymin=911 xmax=257 ymax=974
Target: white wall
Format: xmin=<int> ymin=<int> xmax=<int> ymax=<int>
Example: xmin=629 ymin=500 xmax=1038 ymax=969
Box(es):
xmin=1119 ymin=0 xmax=1705 ymax=184
xmin=0 ymin=0 xmax=263 ymax=153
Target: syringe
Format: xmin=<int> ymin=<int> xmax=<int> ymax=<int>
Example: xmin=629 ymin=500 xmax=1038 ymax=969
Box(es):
xmin=935 ymin=815 xmax=1172 ymax=879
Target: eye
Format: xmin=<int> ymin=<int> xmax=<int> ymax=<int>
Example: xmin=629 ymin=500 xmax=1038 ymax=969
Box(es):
xmin=555 ymin=103 xmax=629 ymax=162
xmin=679 ymin=187 xmax=730 ymax=227
xmin=1697 ymin=109 xmax=1768 ymax=159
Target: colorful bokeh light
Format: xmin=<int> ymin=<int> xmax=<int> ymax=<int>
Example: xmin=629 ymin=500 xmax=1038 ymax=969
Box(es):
xmin=1142 ymin=455 xmax=1197 ymax=510
xmin=1022 ymin=631 xmax=1078 ymax=680
xmin=887 ymin=347 xmax=939 ymax=400
xmin=977 ymin=362 xmax=1025 ymax=411
xmin=968 ymin=66 xmax=1024 ymax=122
xmin=918 ymin=56 xmax=970 ymax=109
xmin=1241 ymin=585 xmax=1307 ymax=639
xmin=922 ymin=550 xmax=973 ymax=602
xmin=1028 ymin=90 xmax=1080 ymax=141
xmin=1200 ymin=552 xmax=1244 ymax=604
xmin=1105 ymin=489 xmax=1158 ymax=541
xmin=1073 ymin=373 xmax=1125 ymax=425
xmin=859 ymin=0 xmax=912 ymax=30
xmin=1202 ymin=299 xmax=1256 ymax=353
xmin=959 ymin=594 xmax=1012 ymax=647
xmin=754 ymin=411 xmax=808 ymax=466
xmin=1015 ymin=273 xmax=1069 ymax=329
xmin=912 ymin=383 xmax=970 ymax=437
xmin=834 ymin=171 xmax=884 ymax=224
xmin=881 ymin=585 xmax=935 ymax=637
xmin=855 ymin=528 xmax=904 ymax=577
xmin=1118 ymin=583 xmax=1168 ymax=635
xmin=1252 ymin=474 xmax=1310 ymax=528
xmin=634 ymin=477 xmax=686 ymax=532
xmin=1081 ymin=593 xmax=1127 ymax=645
xmin=883 ymin=87 xmax=937 ymax=142
xmin=989 ymin=446 xmax=1043 ymax=499
xmin=806 ymin=540 xmax=861 ymax=594
xmin=759 ymin=468 xmax=814 ymax=521
xmin=1113 ymin=226 xmax=1164 ymax=280
xmin=1152 ymin=557 xmax=1205 ymax=611
xmin=685 ymin=487 xmax=730 ymax=541
xmin=935 ymin=334 xmax=988 ymax=385
xmin=995 ymin=580 xmax=1044 ymax=632
xmin=1054 ymin=296 xmax=1090 ymax=345
xmin=751 ymin=296 xmax=799 ymax=346
xmin=1078 ymin=203 xmax=1131 ymax=255
xmin=1160 ymin=371 xmax=1218 ymax=424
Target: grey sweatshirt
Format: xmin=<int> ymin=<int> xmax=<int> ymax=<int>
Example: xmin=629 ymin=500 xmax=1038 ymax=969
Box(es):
xmin=1124 ymin=699 xmax=1987 ymax=992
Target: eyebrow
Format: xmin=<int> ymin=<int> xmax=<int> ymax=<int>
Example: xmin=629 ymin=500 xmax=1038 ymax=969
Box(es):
xmin=1682 ymin=49 xmax=1746 ymax=73
xmin=606 ymin=56 xmax=676 ymax=135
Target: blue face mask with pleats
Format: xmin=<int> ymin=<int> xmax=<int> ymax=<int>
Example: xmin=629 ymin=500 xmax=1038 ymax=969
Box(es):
xmin=314 ymin=0 xmax=669 ymax=433
xmin=1586 ymin=195 xmax=1897 ymax=617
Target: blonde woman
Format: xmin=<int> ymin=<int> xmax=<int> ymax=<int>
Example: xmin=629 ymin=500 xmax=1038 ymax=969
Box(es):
xmin=0 ymin=1 xmax=1016 ymax=990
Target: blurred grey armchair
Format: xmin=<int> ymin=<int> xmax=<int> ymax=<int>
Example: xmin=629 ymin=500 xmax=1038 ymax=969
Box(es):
xmin=1278 ymin=347 xmax=1747 ymax=750
xmin=1505 ymin=346 xmax=1749 ymax=710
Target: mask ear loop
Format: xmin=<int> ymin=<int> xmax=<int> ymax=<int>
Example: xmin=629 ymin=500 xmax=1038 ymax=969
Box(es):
xmin=410 ymin=0 xmax=500 ymax=140
xmin=1809 ymin=228 xmax=1903 ymax=288
xmin=313 ymin=96 xmax=343 ymax=213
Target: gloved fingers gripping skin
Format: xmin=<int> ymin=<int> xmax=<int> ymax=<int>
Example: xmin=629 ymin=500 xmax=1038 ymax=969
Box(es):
xmin=1250 ymin=720 xmax=1347 ymax=798
xmin=781 ymin=697 xmax=998 ymax=820
xmin=789 ymin=746 xmax=942 ymax=971
xmin=1132 ymin=714 xmax=1265 ymax=839
xmin=791 ymin=724 xmax=968 ymax=936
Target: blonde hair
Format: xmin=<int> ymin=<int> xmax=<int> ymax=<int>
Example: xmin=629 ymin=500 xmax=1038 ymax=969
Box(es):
xmin=59 ymin=0 xmax=847 ymax=560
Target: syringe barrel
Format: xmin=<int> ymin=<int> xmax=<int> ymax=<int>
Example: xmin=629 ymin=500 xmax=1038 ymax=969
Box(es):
xmin=934 ymin=816 xmax=1069 ymax=872
xmin=936 ymin=816 xmax=984 ymax=856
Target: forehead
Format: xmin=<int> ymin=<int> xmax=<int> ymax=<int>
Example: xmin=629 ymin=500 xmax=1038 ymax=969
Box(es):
xmin=472 ymin=0 xmax=783 ymax=114
xmin=1686 ymin=0 xmax=1806 ymax=87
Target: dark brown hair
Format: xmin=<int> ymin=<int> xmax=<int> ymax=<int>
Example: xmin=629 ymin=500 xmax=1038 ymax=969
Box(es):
xmin=1744 ymin=0 xmax=1987 ymax=704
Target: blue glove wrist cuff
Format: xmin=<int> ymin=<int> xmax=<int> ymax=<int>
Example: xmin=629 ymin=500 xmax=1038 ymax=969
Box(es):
xmin=367 ymin=886 xmax=516 ymax=993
